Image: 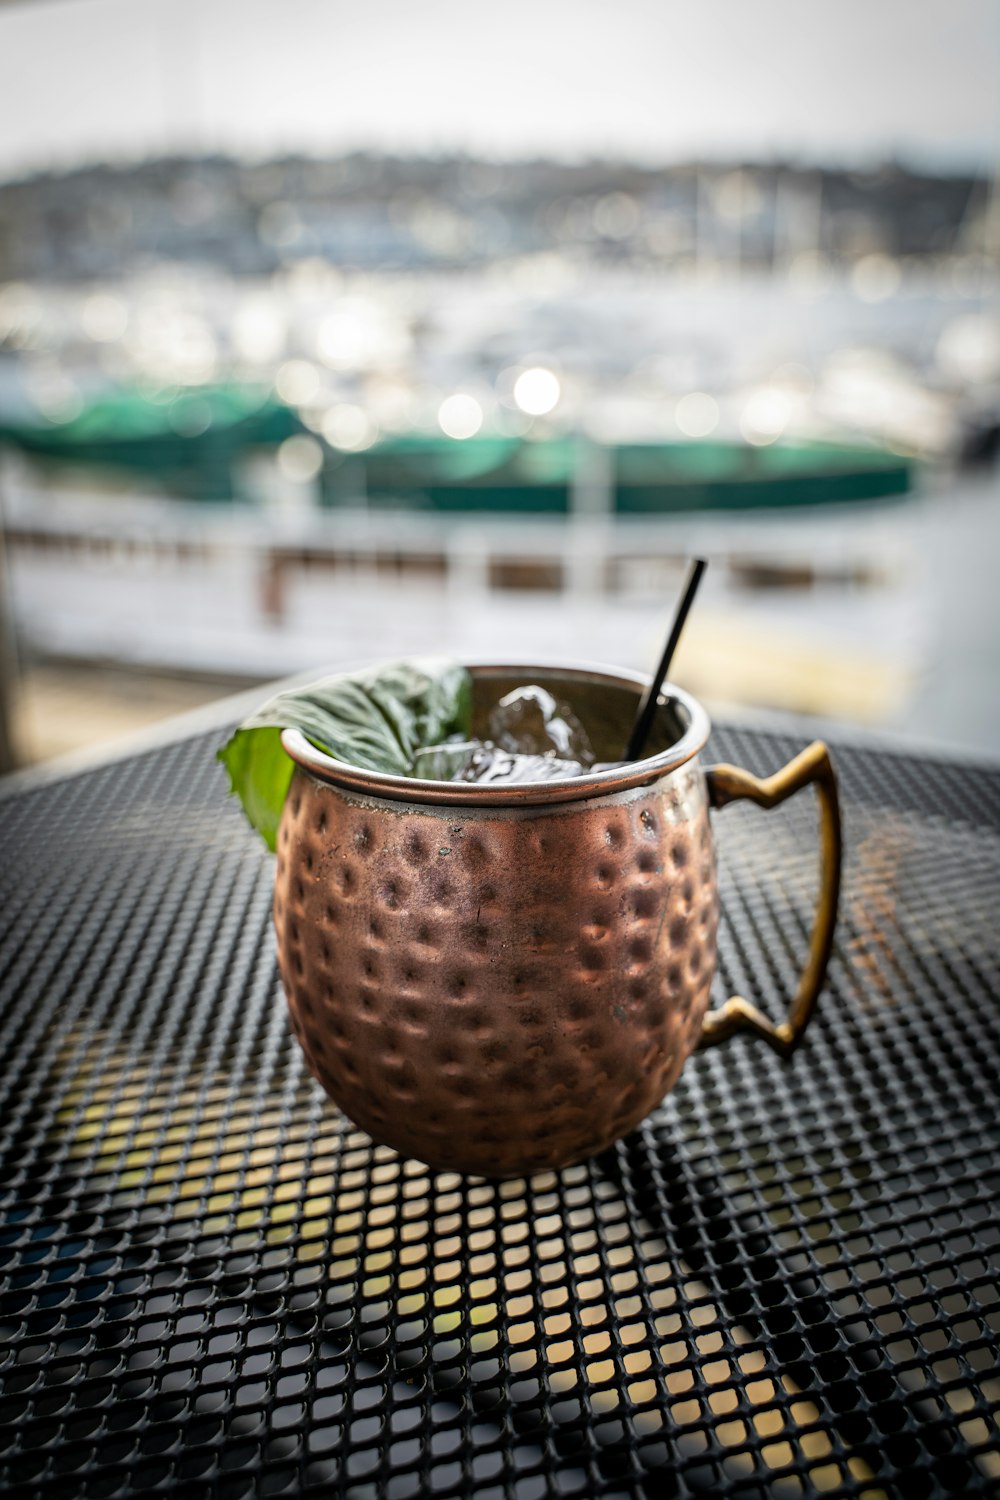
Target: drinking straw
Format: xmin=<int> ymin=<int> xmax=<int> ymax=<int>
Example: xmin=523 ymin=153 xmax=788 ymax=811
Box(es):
xmin=624 ymin=557 xmax=707 ymax=761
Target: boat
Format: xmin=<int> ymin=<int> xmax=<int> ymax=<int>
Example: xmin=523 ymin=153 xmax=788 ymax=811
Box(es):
xmin=0 ymin=384 xmax=299 ymax=501
xmin=0 ymin=383 xmax=912 ymax=510
xmin=342 ymin=433 xmax=912 ymax=513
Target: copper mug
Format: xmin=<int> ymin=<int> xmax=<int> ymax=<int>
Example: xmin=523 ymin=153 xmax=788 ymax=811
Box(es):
xmin=274 ymin=663 xmax=842 ymax=1178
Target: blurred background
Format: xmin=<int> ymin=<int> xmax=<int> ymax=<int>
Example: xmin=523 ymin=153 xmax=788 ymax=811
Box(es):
xmin=0 ymin=0 xmax=998 ymax=771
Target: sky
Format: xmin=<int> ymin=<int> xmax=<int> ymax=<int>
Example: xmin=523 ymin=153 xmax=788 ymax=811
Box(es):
xmin=1 ymin=0 xmax=998 ymax=180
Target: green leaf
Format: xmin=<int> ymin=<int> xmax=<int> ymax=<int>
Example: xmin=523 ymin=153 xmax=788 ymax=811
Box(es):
xmin=217 ymin=725 xmax=294 ymax=854
xmin=217 ymin=658 xmax=471 ymax=851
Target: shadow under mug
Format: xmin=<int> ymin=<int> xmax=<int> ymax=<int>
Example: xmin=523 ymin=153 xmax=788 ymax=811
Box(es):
xmin=273 ymin=662 xmax=842 ymax=1178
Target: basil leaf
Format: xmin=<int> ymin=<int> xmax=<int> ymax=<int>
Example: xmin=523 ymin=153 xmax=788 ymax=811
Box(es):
xmin=217 ymin=658 xmax=471 ymax=851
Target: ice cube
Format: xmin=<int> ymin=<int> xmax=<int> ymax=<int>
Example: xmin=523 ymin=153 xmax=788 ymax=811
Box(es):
xmin=459 ymin=745 xmax=588 ymax=783
xmin=487 ymin=686 xmax=595 ymax=765
xmin=411 ymin=739 xmax=588 ymax=784
xmin=411 ymin=686 xmax=598 ymax=784
xmin=410 ymin=740 xmax=480 ymax=781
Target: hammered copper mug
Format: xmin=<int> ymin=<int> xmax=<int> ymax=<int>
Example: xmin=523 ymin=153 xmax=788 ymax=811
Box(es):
xmin=273 ymin=663 xmax=842 ymax=1178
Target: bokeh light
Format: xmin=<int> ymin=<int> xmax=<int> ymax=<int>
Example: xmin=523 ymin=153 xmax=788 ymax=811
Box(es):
xmin=275 ymin=359 xmax=321 ymax=406
xmin=126 ymin=305 xmax=218 ymax=384
xmin=232 ymin=297 xmax=286 ymax=364
xmin=675 ymin=391 xmax=719 ymax=438
xmin=277 ymin=434 xmax=324 ymax=481
xmin=851 ymin=253 xmax=903 ymax=303
xmin=592 ymin=192 xmax=640 ymax=240
xmin=27 ymin=364 xmax=84 ymax=423
xmin=317 ymin=300 xmax=409 ymax=372
xmin=322 ymin=403 xmax=378 ymax=452
xmin=740 ymin=389 xmax=792 ymax=446
xmin=81 ymin=292 xmax=128 ymax=343
xmin=438 ymin=393 xmax=483 ymax=440
xmin=513 ymin=367 xmax=560 ymax=417
xmin=936 ymin=313 xmax=1000 ymax=384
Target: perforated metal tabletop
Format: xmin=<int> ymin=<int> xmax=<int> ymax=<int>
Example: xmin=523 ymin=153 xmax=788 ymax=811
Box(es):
xmin=1 ymin=719 xmax=998 ymax=1499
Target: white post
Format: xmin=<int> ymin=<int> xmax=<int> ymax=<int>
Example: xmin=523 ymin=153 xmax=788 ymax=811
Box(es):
xmin=0 ymin=473 xmax=19 ymax=771
xmin=568 ymin=435 xmax=613 ymax=596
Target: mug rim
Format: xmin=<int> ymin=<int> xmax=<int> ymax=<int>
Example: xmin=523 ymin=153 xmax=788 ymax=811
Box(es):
xmin=281 ymin=659 xmax=712 ymax=808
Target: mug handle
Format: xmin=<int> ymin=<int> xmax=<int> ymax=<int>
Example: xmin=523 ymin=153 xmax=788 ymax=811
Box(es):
xmin=698 ymin=740 xmax=843 ymax=1058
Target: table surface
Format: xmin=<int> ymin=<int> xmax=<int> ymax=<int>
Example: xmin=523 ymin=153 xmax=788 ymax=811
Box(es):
xmin=1 ymin=717 xmax=998 ymax=1500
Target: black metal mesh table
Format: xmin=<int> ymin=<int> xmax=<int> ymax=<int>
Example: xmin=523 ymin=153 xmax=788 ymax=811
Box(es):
xmin=1 ymin=718 xmax=998 ymax=1499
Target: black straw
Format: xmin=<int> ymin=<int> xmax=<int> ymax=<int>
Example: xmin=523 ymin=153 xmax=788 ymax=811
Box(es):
xmin=624 ymin=557 xmax=707 ymax=761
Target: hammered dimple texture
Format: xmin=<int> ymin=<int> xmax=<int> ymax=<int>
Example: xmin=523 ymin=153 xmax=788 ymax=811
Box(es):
xmin=274 ymin=762 xmax=718 ymax=1176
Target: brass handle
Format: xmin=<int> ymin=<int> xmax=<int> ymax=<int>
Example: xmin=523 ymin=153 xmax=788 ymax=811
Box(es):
xmin=698 ymin=740 xmax=843 ymax=1058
